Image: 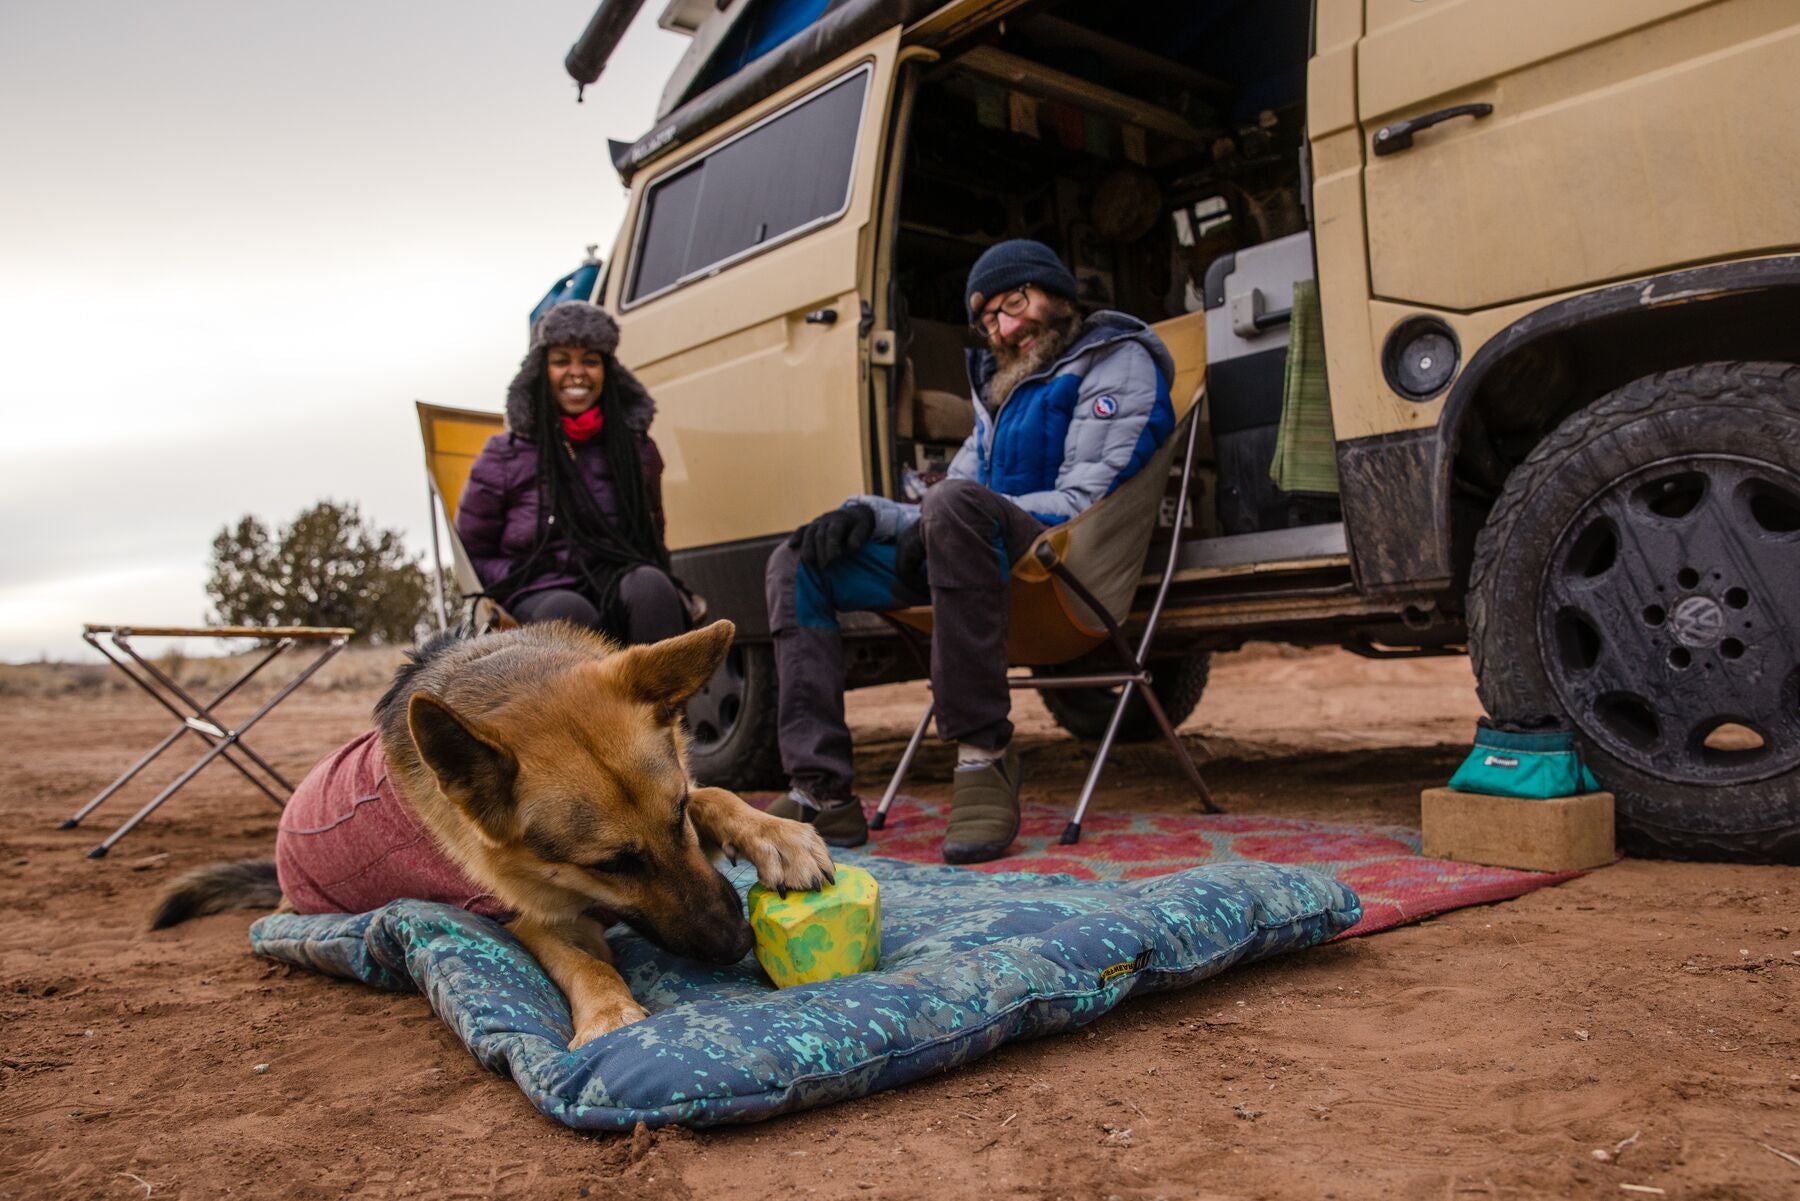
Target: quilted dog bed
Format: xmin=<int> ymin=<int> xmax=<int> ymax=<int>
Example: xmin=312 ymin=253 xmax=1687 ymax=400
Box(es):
xmin=248 ymin=853 xmax=1359 ymax=1129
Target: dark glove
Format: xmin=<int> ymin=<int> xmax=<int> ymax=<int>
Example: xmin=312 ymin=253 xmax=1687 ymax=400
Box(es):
xmin=893 ymin=521 xmax=927 ymax=591
xmin=788 ymin=504 xmax=877 ymax=572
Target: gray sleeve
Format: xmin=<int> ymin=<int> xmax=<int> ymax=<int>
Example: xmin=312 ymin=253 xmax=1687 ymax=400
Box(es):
xmin=844 ymin=494 xmax=920 ymax=539
xmin=1006 ymin=342 xmax=1161 ymax=522
xmin=945 ymin=428 xmax=981 ymax=482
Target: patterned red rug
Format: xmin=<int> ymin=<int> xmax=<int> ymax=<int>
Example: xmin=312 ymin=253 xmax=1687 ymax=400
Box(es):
xmin=855 ymin=796 xmax=1588 ymax=939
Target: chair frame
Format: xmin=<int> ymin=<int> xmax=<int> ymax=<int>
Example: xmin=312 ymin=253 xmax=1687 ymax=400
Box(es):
xmin=870 ymin=413 xmax=1218 ymax=844
xmin=417 ymin=401 xmax=506 ymax=632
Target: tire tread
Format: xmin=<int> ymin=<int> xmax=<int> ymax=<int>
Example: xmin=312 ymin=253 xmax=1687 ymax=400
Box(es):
xmin=1467 ymin=360 xmax=1800 ymax=862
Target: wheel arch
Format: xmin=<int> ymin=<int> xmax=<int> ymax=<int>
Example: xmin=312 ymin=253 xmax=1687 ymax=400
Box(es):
xmin=1340 ymin=255 xmax=1800 ymax=596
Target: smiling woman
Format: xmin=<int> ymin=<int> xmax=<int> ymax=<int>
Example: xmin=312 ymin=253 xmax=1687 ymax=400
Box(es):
xmin=455 ymin=301 xmax=701 ymax=643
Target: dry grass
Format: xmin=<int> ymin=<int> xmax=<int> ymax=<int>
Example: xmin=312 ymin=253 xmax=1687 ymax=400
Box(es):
xmin=0 ymin=644 xmax=408 ymax=700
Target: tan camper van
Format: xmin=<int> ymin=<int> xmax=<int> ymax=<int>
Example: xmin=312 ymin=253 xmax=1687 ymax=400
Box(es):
xmin=572 ymin=0 xmax=1800 ymax=861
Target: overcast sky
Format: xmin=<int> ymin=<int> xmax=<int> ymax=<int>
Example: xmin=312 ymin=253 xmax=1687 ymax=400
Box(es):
xmin=0 ymin=1 xmax=689 ymax=661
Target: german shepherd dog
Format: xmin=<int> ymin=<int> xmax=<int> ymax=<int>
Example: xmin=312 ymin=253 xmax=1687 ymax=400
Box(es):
xmin=152 ymin=620 xmax=835 ymax=1047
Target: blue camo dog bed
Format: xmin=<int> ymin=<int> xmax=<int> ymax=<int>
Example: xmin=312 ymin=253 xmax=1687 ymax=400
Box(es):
xmin=249 ymin=854 xmax=1359 ymax=1129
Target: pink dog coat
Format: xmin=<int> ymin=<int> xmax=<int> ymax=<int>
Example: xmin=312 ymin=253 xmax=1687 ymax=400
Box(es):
xmin=275 ymin=729 xmax=508 ymax=917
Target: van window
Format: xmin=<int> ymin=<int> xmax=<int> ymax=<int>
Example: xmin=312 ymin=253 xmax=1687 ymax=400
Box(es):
xmin=626 ymin=66 xmax=869 ymax=304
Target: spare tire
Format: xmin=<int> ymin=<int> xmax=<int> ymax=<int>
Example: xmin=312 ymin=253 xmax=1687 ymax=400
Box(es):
xmin=1036 ymin=652 xmax=1211 ymax=743
xmin=1468 ymin=362 xmax=1800 ymax=863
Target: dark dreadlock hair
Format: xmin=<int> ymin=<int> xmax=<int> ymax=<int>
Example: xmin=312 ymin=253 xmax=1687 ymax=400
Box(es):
xmin=485 ymin=355 xmax=670 ymax=634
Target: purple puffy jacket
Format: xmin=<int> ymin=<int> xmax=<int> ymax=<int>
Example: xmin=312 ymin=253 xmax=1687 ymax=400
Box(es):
xmin=454 ymin=431 xmax=666 ymax=606
xmin=455 ymin=347 xmax=667 ymax=606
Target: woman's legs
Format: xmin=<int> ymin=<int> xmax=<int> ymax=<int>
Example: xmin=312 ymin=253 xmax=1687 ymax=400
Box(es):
xmin=511 ymin=588 xmax=603 ymax=628
xmin=616 ymin=565 xmax=687 ymax=644
xmin=510 ymin=572 xmax=685 ymax=643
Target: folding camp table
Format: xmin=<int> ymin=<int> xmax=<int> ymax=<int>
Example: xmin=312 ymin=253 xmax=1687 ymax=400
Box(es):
xmin=64 ymin=624 xmax=354 ymax=858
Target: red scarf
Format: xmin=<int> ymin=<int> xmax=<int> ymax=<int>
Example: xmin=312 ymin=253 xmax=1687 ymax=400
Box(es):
xmin=559 ymin=405 xmax=605 ymax=444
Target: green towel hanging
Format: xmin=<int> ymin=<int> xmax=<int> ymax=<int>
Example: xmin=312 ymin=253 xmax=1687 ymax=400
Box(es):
xmin=1271 ymin=278 xmax=1339 ymax=495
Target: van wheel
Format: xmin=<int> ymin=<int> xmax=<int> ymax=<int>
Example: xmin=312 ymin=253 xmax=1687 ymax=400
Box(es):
xmin=683 ymin=642 xmax=785 ymax=792
xmin=1036 ymin=653 xmax=1211 ymax=743
xmin=1468 ymin=362 xmax=1800 ymax=863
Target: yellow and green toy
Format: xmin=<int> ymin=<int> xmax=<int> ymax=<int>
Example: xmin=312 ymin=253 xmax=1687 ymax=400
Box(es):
xmin=747 ymin=864 xmax=881 ymax=988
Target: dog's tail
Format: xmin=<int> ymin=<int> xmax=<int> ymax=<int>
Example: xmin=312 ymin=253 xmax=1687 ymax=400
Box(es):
xmin=150 ymin=858 xmax=282 ymax=929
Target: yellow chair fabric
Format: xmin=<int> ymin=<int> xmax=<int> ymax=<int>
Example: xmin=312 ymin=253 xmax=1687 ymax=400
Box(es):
xmin=416 ymin=401 xmax=505 ymax=597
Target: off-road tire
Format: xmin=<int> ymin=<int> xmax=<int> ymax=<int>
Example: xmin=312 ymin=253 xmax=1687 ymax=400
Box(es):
xmin=683 ymin=641 xmax=785 ymax=792
xmin=1036 ymin=652 xmax=1211 ymax=743
xmin=1468 ymin=362 xmax=1800 ymax=863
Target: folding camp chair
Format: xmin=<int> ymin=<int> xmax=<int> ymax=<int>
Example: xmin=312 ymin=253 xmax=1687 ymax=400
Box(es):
xmin=65 ymin=624 xmax=353 ymax=857
xmin=872 ymin=385 xmax=1219 ymax=846
xmin=416 ymin=400 xmax=506 ymax=630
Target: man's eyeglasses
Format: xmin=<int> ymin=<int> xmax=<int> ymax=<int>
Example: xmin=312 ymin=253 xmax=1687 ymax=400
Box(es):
xmin=972 ymin=285 xmax=1033 ymax=337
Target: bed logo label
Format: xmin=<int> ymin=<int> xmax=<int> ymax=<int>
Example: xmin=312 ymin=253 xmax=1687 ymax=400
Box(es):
xmin=1483 ymin=754 xmax=1520 ymax=769
xmin=1099 ymin=948 xmax=1154 ymax=985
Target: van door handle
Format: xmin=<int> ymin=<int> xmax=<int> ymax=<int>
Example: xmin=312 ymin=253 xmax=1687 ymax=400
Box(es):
xmin=804 ymin=307 xmax=838 ymax=325
xmin=1373 ymin=103 xmax=1493 ymax=156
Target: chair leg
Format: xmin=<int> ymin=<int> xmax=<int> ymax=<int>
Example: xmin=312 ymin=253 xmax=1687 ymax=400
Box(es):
xmin=1137 ymin=685 xmax=1220 ymax=814
xmin=1061 ymin=680 xmax=1139 ymax=845
xmin=872 ymin=700 xmax=934 ymax=831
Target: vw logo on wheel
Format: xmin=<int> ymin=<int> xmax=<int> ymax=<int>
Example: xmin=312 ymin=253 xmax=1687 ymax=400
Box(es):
xmin=1670 ymin=595 xmax=1726 ymax=648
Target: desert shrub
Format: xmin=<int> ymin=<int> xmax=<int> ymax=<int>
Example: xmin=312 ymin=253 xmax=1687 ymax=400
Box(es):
xmin=205 ymin=500 xmax=432 ymax=645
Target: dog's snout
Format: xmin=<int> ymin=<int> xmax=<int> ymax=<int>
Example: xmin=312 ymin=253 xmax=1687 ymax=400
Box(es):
xmin=723 ymin=918 xmax=755 ymax=963
xmin=700 ymin=871 xmax=754 ymax=964
xmin=679 ymin=913 xmax=753 ymax=965
xmin=630 ymin=863 xmax=754 ymax=965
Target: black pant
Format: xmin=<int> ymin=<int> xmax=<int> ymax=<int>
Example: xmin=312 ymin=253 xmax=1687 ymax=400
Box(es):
xmin=764 ymin=480 xmax=1044 ymax=800
xmin=511 ymin=565 xmax=686 ymax=645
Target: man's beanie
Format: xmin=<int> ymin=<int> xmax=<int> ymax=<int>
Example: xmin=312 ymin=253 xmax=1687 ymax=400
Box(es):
xmin=966 ymin=239 xmax=1079 ymax=317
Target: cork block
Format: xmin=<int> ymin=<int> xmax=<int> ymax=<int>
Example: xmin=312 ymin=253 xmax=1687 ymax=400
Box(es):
xmin=1421 ymin=788 xmax=1615 ymax=873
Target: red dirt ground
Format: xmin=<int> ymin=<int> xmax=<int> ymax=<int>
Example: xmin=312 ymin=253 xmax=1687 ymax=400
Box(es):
xmin=2 ymin=645 xmax=1796 ymax=1200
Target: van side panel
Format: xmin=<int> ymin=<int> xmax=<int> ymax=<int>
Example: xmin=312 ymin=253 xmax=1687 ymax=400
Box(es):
xmin=1360 ymin=0 xmax=1800 ymax=310
xmin=1310 ymin=0 xmax=1434 ymax=445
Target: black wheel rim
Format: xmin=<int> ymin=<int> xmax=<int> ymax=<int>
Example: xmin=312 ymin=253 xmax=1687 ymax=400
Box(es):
xmin=1539 ymin=454 xmax=1800 ymax=786
xmin=684 ymin=646 xmax=745 ymax=751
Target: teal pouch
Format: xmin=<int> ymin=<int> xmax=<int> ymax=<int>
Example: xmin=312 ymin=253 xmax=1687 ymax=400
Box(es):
xmin=1447 ymin=719 xmax=1599 ymax=800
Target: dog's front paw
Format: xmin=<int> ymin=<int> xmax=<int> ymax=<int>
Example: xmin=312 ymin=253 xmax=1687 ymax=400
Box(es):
xmin=569 ymin=996 xmax=650 ymax=1049
xmin=742 ymin=816 xmax=837 ymax=895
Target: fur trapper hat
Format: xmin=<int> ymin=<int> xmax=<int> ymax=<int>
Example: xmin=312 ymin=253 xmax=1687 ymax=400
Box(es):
xmin=504 ymin=301 xmax=655 ymax=439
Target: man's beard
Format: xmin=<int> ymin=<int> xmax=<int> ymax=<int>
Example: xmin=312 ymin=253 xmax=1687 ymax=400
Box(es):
xmin=985 ymin=302 xmax=1084 ymax=410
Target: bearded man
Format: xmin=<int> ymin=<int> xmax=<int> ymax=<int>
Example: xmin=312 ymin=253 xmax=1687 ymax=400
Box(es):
xmin=763 ymin=239 xmax=1177 ymax=863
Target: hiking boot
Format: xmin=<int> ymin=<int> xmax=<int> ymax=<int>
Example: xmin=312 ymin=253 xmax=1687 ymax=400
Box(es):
xmin=766 ymin=790 xmax=814 ymax=823
xmin=943 ymin=745 xmax=1022 ymax=864
xmin=768 ymin=789 xmax=868 ymax=849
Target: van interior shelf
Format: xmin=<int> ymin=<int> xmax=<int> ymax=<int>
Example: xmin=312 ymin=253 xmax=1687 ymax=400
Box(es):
xmin=898 ymin=221 xmax=997 ymax=248
xmin=1025 ymin=15 xmax=1232 ymax=98
xmin=947 ymin=45 xmax=1204 ymax=144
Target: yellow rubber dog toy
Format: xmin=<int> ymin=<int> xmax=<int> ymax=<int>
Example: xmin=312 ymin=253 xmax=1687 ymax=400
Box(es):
xmin=748 ymin=865 xmax=881 ymax=988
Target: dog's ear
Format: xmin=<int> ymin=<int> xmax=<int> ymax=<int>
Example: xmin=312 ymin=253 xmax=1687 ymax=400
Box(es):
xmin=407 ymin=692 xmax=519 ymax=841
xmin=607 ymin=620 xmax=736 ymax=722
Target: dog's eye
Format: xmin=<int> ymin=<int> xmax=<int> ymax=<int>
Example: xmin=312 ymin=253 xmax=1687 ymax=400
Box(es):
xmin=672 ymin=791 xmax=690 ymax=834
xmin=588 ymin=850 xmax=644 ymax=875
